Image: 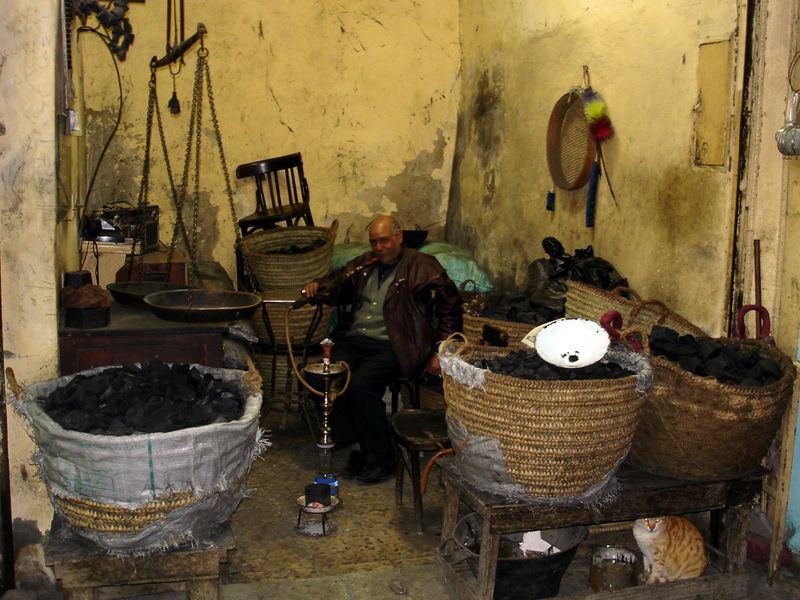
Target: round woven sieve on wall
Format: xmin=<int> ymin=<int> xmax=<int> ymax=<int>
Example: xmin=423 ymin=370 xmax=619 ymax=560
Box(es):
xmin=546 ymin=91 xmax=597 ymax=191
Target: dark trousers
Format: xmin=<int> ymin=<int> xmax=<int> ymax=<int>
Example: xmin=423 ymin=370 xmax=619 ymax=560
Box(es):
xmin=329 ymin=335 xmax=400 ymax=467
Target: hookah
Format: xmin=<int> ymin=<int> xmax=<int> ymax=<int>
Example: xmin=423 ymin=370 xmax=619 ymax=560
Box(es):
xmin=285 ymin=257 xmax=378 ymax=505
xmin=286 ymin=322 xmax=349 ymax=534
xmin=290 ymin=337 xmax=350 ymax=496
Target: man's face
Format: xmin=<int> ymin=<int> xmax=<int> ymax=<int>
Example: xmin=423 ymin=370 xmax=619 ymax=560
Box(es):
xmin=369 ymin=219 xmax=403 ymax=264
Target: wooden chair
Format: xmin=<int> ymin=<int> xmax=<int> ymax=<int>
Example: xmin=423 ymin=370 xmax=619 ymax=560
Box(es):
xmin=391 ymin=408 xmax=451 ymax=533
xmin=235 ymin=152 xmax=314 ymax=288
xmin=235 ymin=152 xmax=313 ymax=235
xmin=389 ymin=375 xmax=420 ymax=414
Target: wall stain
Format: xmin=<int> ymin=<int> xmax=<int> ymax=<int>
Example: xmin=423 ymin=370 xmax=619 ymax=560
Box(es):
xmin=331 ymin=130 xmax=448 ymax=240
xmin=470 ymin=66 xmax=505 ymax=169
xmin=447 ymin=60 xmax=505 ymax=265
xmin=12 ymin=518 xmax=43 ymax=554
xmin=84 ymin=107 xmax=141 ymax=212
xmin=652 ymin=164 xmax=724 ymax=251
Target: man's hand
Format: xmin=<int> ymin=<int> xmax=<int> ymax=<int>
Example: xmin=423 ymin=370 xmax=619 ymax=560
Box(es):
xmin=424 ymin=354 xmax=441 ymax=376
xmin=301 ymin=282 xmax=320 ymax=298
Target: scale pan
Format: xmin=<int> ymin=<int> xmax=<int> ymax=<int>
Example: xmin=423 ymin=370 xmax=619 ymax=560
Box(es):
xmin=107 ymin=281 xmax=189 ymax=308
xmin=143 ymin=289 xmax=262 ymax=322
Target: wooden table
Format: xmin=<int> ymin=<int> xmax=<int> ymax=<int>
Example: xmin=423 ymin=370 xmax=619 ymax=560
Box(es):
xmin=59 ymin=301 xmax=227 ymax=375
xmin=436 ymin=458 xmax=765 ymax=600
xmin=45 ymin=520 xmax=235 ymax=600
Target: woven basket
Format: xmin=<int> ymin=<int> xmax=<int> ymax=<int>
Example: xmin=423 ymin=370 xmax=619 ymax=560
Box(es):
xmin=462 ymin=313 xmax=535 ymax=349
xmin=629 ymin=339 xmax=795 ymax=481
xmin=441 ymin=339 xmax=646 ymax=498
xmin=252 ymin=352 xmax=303 ymax=406
xmin=18 ymin=364 xmax=263 ymax=553
xmin=238 ymin=220 xmax=338 ymax=290
xmin=564 ymin=280 xmax=706 ymax=338
xmin=51 ymin=476 xmax=244 ymax=533
xmin=252 ymin=301 xmax=333 ymax=349
xmin=419 ymin=385 xmax=445 ymax=410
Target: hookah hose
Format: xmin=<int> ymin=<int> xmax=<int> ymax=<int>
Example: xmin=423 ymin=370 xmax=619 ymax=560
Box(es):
xmin=284 ymin=304 xmax=351 ymax=398
xmin=285 ymin=256 xmax=380 ymax=395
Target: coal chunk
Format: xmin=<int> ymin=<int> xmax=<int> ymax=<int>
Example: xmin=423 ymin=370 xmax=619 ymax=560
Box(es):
xmin=41 ymin=360 xmax=246 ymax=435
xmin=473 ymin=349 xmax=634 ymax=381
xmin=274 ymin=237 xmax=326 ymax=255
xmin=649 ymin=325 xmax=784 ymax=387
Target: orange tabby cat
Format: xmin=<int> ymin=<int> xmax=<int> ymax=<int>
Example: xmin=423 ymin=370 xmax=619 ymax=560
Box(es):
xmin=633 ymin=516 xmax=708 ymax=583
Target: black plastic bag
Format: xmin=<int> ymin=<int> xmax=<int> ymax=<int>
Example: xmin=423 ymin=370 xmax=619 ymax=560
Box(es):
xmin=525 ymin=237 xmax=627 ymax=298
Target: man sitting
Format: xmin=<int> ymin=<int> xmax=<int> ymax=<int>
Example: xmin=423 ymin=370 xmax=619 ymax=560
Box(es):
xmin=300 ymin=215 xmax=462 ymax=484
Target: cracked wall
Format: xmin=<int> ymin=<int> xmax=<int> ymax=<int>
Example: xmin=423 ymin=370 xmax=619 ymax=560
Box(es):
xmin=80 ymin=1 xmax=461 ymax=278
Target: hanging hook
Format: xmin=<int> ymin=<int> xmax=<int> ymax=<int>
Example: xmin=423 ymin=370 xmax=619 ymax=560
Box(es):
xmin=582 ymin=65 xmax=591 ymax=89
xmin=150 ymin=22 xmax=207 ymax=69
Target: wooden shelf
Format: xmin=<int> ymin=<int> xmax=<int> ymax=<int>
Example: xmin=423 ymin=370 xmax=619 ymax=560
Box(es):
xmin=436 ymin=458 xmax=764 ymax=600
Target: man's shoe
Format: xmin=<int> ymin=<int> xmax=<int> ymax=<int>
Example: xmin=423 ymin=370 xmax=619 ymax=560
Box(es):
xmin=341 ymin=450 xmax=364 ymax=480
xmin=356 ymin=460 xmax=396 ymax=485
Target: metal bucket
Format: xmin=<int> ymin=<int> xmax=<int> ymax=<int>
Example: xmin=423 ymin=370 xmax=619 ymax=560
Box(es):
xmin=450 ymin=513 xmax=586 ymax=600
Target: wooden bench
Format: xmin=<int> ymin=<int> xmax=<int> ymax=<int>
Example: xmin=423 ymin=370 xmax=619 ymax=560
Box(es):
xmin=44 ymin=520 xmax=235 ymax=600
xmin=436 ymin=458 xmax=765 ymax=600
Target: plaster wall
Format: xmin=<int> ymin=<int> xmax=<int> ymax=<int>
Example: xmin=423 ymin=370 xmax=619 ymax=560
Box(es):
xmin=80 ymin=1 xmax=461 ymax=281
xmin=0 ymin=1 xmax=61 ymax=536
xmin=448 ymin=0 xmax=742 ymax=336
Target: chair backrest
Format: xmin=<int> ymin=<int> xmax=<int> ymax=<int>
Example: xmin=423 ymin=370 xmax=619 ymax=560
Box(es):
xmin=235 ymin=152 xmax=313 ymax=230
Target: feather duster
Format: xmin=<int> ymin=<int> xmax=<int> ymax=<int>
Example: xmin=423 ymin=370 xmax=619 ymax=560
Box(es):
xmin=583 ymin=87 xmax=614 ymax=141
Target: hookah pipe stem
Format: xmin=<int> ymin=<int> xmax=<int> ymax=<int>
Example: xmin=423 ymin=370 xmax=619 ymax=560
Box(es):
xmin=292 ymin=256 xmax=380 ymax=309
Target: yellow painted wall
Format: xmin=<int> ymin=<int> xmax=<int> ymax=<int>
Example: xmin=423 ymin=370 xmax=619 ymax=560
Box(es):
xmin=448 ymin=0 xmax=743 ymax=336
xmin=80 ymin=1 xmax=461 ymax=281
xmin=1 ymin=0 xmax=61 ymax=536
xmin=4 ymin=0 xmax=799 ymax=548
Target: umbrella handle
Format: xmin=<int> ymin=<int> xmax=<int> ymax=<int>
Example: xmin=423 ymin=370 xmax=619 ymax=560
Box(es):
xmin=737 ymin=304 xmax=771 ymax=340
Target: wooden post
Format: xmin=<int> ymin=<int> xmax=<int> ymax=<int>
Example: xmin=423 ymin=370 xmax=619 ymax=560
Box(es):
xmin=767 ymin=362 xmax=800 ymax=583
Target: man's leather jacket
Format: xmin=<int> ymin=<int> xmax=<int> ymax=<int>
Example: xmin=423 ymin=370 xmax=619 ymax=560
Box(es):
xmin=314 ymin=248 xmax=463 ymax=378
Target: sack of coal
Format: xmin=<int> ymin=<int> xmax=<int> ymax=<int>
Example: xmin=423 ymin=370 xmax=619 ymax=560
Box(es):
xmin=13 ymin=362 xmax=266 ymax=555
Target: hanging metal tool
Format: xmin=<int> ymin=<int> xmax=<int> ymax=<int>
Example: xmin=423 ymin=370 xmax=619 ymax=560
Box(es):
xmin=134 ymin=27 xmax=262 ymax=319
xmin=166 ymin=0 xmax=185 ymax=114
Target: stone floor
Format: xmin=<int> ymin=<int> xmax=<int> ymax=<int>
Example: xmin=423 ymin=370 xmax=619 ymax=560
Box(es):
xmin=5 ymin=404 xmax=800 ymax=599
xmin=224 ymin=405 xmax=800 ymax=599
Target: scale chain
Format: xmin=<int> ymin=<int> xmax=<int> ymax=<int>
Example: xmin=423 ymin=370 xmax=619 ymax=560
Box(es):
xmin=201 ymin=47 xmax=260 ymax=291
xmin=140 ymin=38 xmax=255 ymax=299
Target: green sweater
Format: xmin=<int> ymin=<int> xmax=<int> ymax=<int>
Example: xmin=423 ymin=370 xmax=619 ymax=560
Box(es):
xmin=347 ymin=265 xmax=397 ymax=340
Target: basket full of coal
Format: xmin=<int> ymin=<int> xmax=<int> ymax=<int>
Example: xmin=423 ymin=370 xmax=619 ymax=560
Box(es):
xmin=439 ymin=335 xmax=653 ymax=502
xmin=629 ymin=326 xmax=796 ymax=480
xmin=12 ymin=360 xmax=267 ymax=554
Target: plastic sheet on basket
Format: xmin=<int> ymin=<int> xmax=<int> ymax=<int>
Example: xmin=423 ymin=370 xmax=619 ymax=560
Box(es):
xmin=13 ymin=364 xmax=267 ymax=554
